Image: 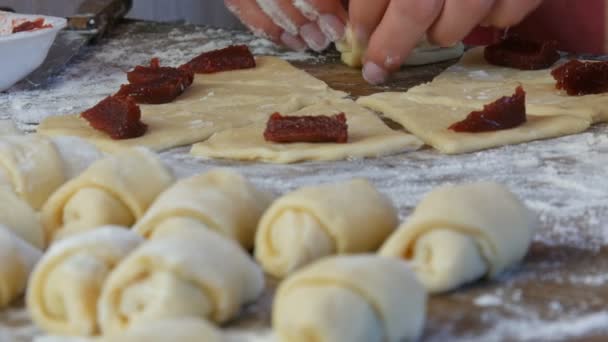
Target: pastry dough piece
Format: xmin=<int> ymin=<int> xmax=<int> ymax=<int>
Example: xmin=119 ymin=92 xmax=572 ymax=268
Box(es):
xmin=134 ymin=169 xmax=272 ymax=250
xmin=255 ymin=179 xmax=398 ymax=278
xmin=336 ymin=25 xmax=464 ymax=68
xmin=0 ymin=225 xmax=42 ymax=309
xmin=0 ymin=188 xmax=44 ymax=249
xmin=0 ymin=135 xmax=65 ymax=210
xmin=38 ymin=57 xmax=346 ymax=153
xmin=0 ymin=135 xmax=102 ymax=210
xmin=380 ymin=182 xmax=539 ymax=293
xmin=98 ymin=228 xmax=264 ymax=335
xmin=191 ymin=99 xmax=423 ymax=163
xmin=273 ymin=255 xmax=427 ymax=342
xmin=357 ymin=92 xmax=590 ymax=154
xmin=27 ymin=227 xmax=143 ymax=336
xmin=0 ymin=119 xmax=22 ymax=135
xmin=41 ymin=147 xmax=174 ymax=245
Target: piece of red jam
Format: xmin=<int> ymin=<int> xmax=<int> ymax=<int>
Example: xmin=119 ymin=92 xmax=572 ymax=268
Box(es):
xmin=484 ymin=35 xmax=560 ymax=70
xmin=180 ymin=45 xmax=256 ymax=74
xmin=449 ymin=86 xmax=527 ymax=133
xmin=551 ymin=59 xmax=608 ymax=96
xmin=12 ymin=18 xmax=52 ymax=33
xmin=117 ymin=58 xmax=194 ymax=104
xmin=81 ymin=95 xmax=147 ymax=139
xmin=264 ymin=112 xmax=348 ymax=143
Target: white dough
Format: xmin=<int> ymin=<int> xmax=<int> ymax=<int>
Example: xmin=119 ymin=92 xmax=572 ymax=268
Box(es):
xmin=27 ymin=227 xmax=143 ymax=336
xmin=98 ymin=228 xmax=264 ymax=335
xmin=0 ymin=225 xmax=42 ymax=309
xmin=41 ymin=147 xmax=174 ymax=245
xmin=0 ymin=119 xmax=22 ymax=135
xmin=0 ymin=188 xmax=44 ymax=249
xmin=273 ymin=255 xmax=427 ymax=342
xmin=255 ymin=179 xmax=398 ymax=278
xmin=134 ymin=169 xmax=273 ymax=249
xmin=380 ymin=182 xmax=539 ymax=293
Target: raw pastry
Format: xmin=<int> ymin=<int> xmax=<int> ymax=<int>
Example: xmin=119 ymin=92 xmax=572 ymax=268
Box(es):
xmin=336 ymin=25 xmax=464 ymax=68
xmin=0 ymin=135 xmax=102 ymax=210
xmin=41 ymin=147 xmax=174 ymax=245
xmin=37 ymin=57 xmax=346 ymax=152
xmin=27 ymin=227 xmax=143 ymax=336
xmin=0 ymin=188 xmax=44 ymax=249
xmin=255 ymin=179 xmax=398 ymax=278
xmin=0 ymin=119 xmax=22 ymax=135
xmin=0 ymin=225 xmax=42 ymax=309
xmin=380 ymin=182 xmax=538 ymax=293
xmin=134 ymin=169 xmax=273 ymax=250
xmin=191 ymin=99 xmax=423 ymax=163
xmin=357 ymin=92 xmax=590 ymax=154
xmin=273 ymin=255 xmax=427 ymax=342
xmin=98 ymin=228 xmax=264 ymax=335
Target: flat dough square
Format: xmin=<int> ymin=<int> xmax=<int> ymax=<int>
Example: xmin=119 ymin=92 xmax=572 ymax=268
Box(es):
xmin=37 ymin=57 xmax=346 ymax=153
xmin=191 ymin=99 xmax=423 ymax=163
xmin=357 ymin=92 xmax=590 ymax=154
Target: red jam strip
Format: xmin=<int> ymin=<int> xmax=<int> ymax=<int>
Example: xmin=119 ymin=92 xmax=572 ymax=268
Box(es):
xmin=264 ymin=112 xmax=348 ymax=143
xmin=551 ymin=60 xmax=608 ymax=96
xmin=116 ymin=58 xmax=194 ymax=104
xmin=181 ymin=45 xmax=256 ymax=74
xmin=12 ymin=18 xmax=52 ymax=33
xmin=484 ymin=35 xmax=560 ymax=70
xmin=81 ymin=95 xmax=147 ymax=139
xmin=450 ymin=86 xmax=527 ymax=133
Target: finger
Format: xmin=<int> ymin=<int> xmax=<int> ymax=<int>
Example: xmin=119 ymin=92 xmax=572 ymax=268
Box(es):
xmin=225 ymin=0 xmax=307 ymax=51
xmin=483 ymin=0 xmax=542 ymax=28
xmin=292 ymin=0 xmax=348 ymax=41
xmin=363 ymin=0 xmax=444 ymax=84
xmin=428 ymin=0 xmax=496 ymax=47
xmin=255 ymin=0 xmax=309 ymax=35
xmin=348 ymin=0 xmax=390 ymax=45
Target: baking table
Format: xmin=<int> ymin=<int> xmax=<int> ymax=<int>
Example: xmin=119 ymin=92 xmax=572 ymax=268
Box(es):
xmin=1 ymin=20 xmax=607 ymax=342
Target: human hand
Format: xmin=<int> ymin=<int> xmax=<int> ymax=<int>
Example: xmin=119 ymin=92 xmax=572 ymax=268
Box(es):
xmin=352 ymin=0 xmax=543 ymax=84
xmin=224 ymin=0 xmax=348 ymax=52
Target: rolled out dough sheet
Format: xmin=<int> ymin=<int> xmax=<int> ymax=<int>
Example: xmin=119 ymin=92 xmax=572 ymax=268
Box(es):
xmin=37 ymin=57 xmax=346 ymax=153
xmin=191 ymin=99 xmax=423 ymax=163
xmin=358 ymin=92 xmax=590 ymax=155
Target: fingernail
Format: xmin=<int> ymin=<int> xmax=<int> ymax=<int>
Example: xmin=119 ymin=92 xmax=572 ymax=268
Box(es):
xmin=363 ymin=62 xmax=389 ymax=85
xmin=281 ymin=32 xmax=307 ymax=51
xmin=317 ymin=14 xmax=345 ymax=42
xmin=292 ymin=0 xmax=319 ymax=20
xmin=300 ymin=23 xmax=330 ymax=52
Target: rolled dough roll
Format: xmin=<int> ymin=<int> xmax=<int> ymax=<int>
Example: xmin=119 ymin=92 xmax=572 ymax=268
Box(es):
xmin=0 ymin=135 xmax=102 ymax=211
xmin=0 ymin=188 xmax=44 ymax=249
xmin=41 ymin=147 xmax=174 ymax=245
xmin=255 ymin=179 xmax=398 ymax=278
xmin=98 ymin=228 xmax=264 ymax=335
xmin=336 ymin=25 xmax=464 ymax=68
xmin=273 ymin=255 xmax=427 ymax=342
xmin=0 ymin=225 xmax=42 ymax=309
xmin=380 ymin=182 xmax=539 ymax=293
xmin=27 ymin=227 xmax=143 ymax=336
xmin=134 ymin=169 xmax=272 ymax=250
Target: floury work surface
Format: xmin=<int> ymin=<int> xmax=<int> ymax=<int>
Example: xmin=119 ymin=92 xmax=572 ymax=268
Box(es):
xmin=1 ymin=21 xmax=608 ymax=341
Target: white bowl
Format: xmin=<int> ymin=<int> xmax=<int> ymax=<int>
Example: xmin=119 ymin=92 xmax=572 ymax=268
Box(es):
xmin=0 ymin=11 xmax=67 ymax=92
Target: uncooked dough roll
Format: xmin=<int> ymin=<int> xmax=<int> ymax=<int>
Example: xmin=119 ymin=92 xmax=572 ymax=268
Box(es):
xmin=380 ymin=182 xmax=539 ymax=293
xmin=134 ymin=169 xmax=272 ymax=249
xmin=0 ymin=188 xmax=44 ymax=249
xmin=41 ymin=147 xmax=174 ymax=245
xmin=27 ymin=227 xmax=144 ymax=336
xmin=0 ymin=135 xmax=103 ymax=211
xmin=273 ymin=255 xmax=427 ymax=342
xmin=0 ymin=225 xmax=42 ymax=309
xmin=98 ymin=228 xmax=265 ymax=335
xmin=255 ymin=179 xmax=398 ymax=278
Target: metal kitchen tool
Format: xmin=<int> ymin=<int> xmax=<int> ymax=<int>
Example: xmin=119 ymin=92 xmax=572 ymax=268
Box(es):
xmin=23 ymin=0 xmax=132 ymax=88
